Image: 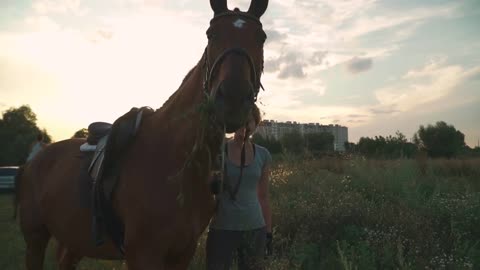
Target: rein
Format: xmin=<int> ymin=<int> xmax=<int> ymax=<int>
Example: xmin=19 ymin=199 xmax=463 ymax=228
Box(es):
xmin=210 ymin=129 xmax=249 ymax=202
xmin=177 ymin=11 xmax=265 ymax=205
xmin=225 ymin=133 xmax=249 ymax=201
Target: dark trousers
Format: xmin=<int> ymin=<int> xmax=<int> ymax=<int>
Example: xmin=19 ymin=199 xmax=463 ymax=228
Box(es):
xmin=206 ymin=227 xmax=266 ymax=270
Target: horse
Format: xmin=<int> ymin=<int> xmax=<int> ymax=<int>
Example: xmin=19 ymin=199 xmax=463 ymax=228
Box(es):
xmin=13 ymin=0 xmax=269 ymax=269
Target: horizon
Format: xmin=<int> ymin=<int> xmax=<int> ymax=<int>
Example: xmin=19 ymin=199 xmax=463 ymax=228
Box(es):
xmin=1 ymin=0 xmax=479 ymax=147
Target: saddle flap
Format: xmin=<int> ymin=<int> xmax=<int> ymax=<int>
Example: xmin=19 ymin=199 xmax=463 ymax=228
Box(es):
xmin=88 ymin=135 xmax=109 ymax=182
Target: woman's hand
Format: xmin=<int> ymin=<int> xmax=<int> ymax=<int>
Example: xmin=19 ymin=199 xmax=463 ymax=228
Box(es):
xmin=266 ymin=232 xmax=273 ymax=257
xmin=210 ymin=173 xmax=222 ymax=195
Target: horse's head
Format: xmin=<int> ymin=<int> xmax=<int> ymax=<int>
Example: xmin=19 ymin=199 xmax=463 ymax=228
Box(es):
xmin=205 ymin=0 xmax=268 ymax=133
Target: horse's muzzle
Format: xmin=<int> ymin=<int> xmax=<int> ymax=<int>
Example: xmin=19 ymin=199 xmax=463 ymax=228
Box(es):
xmin=213 ymin=79 xmax=254 ymax=133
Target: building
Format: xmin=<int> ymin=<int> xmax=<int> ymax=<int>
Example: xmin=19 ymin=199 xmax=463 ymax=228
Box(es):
xmin=256 ymin=120 xmax=349 ymax=151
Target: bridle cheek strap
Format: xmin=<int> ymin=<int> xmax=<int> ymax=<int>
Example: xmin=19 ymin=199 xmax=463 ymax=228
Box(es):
xmin=203 ymin=47 xmax=260 ymax=102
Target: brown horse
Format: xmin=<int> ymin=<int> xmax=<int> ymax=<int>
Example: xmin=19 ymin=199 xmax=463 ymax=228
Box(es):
xmin=14 ymin=0 xmax=269 ymax=269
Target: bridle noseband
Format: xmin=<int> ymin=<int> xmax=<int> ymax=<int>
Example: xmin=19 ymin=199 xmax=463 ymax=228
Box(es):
xmin=203 ymin=48 xmax=259 ymax=102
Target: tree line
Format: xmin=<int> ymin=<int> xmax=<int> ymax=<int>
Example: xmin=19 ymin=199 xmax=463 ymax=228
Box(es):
xmin=348 ymin=122 xmax=479 ymax=159
xmin=1 ymin=105 xmax=478 ymax=165
xmin=253 ymin=130 xmax=335 ymax=156
xmin=256 ymin=121 xmax=480 ymax=159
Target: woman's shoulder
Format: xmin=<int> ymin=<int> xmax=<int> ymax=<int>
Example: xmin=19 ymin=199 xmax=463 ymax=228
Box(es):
xmin=253 ymin=144 xmax=270 ymax=154
xmin=253 ymin=144 xmax=272 ymax=164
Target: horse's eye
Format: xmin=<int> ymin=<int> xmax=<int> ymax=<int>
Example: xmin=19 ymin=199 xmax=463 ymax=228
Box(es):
xmin=257 ymin=30 xmax=267 ymax=43
xmin=206 ymin=30 xmax=216 ymax=40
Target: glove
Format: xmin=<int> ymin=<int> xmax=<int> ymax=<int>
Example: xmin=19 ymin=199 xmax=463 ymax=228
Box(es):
xmin=210 ymin=174 xmax=222 ymax=195
xmin=265 ymin=232 xmax=273 ymax=257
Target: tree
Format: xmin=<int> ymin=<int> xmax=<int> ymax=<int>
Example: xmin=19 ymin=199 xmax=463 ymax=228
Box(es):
xmin=281 ymin=130 xmax=305 ymax=155
xmin=305 ymin=132 xmax=334 ymax=155
xmin=414 ymin=121 xmax=465 ymax=158
xmin=252 ymin=133 xmax=282 ymax=155
xmin=357 ymin=131 xmax=417 ymax=159
xmin=0 ymin=105 xmax=52 ymax=165
xmin=73 ymin=128 xmax=88 ymax=138
xmin=344 ymin=142 xmax=357 ymax=153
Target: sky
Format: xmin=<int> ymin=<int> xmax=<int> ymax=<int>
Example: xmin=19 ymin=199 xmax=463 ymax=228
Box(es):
xmin=0 ymin=0 xmax=479 ymax=147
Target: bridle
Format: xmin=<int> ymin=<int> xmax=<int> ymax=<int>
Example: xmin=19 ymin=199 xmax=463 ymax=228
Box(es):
xmin=203 ymin=48 xmax=260 ymax=102
xmin=202 ymin=11 xmax=265 ymax=103
xmin=205 ymin=11 xmax=265 ymax=202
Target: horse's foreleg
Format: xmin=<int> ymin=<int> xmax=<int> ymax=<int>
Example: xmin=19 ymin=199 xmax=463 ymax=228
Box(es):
xmin=56 ymin=242 xmax=83 ymax=270
xmin=24 ymin=227 xmax=50 ymax=270
xmin=166 ymin=240 xmax=198 ymax=270
xmin=125 ymin=257 xmax=166 ymax=270
xmin=125 ymin=245 xmax=166 ymax=270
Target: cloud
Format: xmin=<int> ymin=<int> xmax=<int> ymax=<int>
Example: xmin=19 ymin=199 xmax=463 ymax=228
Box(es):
xmin=265 ymin=51 xmax=307 ymax=79
xmin=309 ymin=51 xmax=328 ymax=65
xmin=265 ymin=29 xmax=287 ymax=44
xmin=375 ymin=59 xmax=480 ymax=112
xmin=89 ymin=29 xmax=114 ymax=43
xmin=32 ymin=0 xmax=88 ymax=16
xmin=348 ymin=119 xmax=366 ymax=123
xmin=369 ymin=107 xmax=400 ymax=115
xmin=24 ymin=16 xmax=61 ymax=32
xmin=346 ymin=57 xmax=373 ymax=74
xmin=278 ymin=62 xmax=306 ymax=79
xmin=348 ymin=114 xmax=367 ymax=118
xmin=338 ymin=4 xmax=457 ymax=40
xmin=262 ymin=1 xmax=459 ymax=77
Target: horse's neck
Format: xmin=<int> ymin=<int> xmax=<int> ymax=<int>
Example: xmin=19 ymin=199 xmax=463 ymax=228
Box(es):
xmin=139 ymin=58 xmax=219 ymax=216
xmin=143 ymin=58 xmax=221 ymax=165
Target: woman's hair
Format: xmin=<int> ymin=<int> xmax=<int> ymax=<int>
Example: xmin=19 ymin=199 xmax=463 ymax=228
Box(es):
xmin=37 ymin=133 xmax=44 ymax=142
xmin=251 ymin=104 xmax=262 ymax=127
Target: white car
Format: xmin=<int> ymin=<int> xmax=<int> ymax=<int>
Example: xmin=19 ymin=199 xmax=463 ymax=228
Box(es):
xmin=0 ymin=166 xmax=18 ymax=191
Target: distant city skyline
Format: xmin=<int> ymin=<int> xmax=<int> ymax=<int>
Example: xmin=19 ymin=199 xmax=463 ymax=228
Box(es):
xmin=257 ymin=119 xmax=349 ymax=151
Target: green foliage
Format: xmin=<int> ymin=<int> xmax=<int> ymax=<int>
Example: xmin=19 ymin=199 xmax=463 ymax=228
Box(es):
xmin=1 ymin=158 xmax=480 ymax=269
xmin=262 ymin=157 xmax=480 ymax=269
xmin=72 ymin=128 xmax=89 ymax=138
xmin=252 ymin=133 xmax=283 ymax=154
xmin=344 ymin=142 xmax=356 ymax=153
xmin=0 ymin=105 xmax=52 ymax=166
xmin=281 ymin=130 xmax=305 ymax=155
xmin=254 ymin=131 xmax=334 ymax=156
xmin=305 ymin=132 xmax=334 ymax=155
xmin=357 ymin=131 xmax=417 ymax=159
xmin=415 ymin=121 xmax=465 ymax=158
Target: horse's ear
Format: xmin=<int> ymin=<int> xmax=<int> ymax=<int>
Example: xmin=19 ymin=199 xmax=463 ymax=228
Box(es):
xmin=210 ymin=0 xmax=228 ymax=16
xmin=247 ymin=0 xmax=268 ymax=18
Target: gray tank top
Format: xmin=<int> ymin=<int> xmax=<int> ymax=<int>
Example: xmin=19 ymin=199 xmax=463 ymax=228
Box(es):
xmin=27 ymin=142 xmax=43 ymax=162
xmin=210 ymin=144 xmax=272 ymax=231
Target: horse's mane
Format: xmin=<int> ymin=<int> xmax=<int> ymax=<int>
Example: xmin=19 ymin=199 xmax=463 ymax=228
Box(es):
xmin=157 ymin=52 xmax=206 ymax=112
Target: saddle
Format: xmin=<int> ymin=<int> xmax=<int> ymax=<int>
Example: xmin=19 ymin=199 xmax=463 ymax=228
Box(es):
xmin=79 ymin=106 xmax=154 ymax=256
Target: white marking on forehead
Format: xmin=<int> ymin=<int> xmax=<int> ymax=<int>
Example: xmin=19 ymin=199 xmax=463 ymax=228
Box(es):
xmin=233 ymin=19 xmax=246 ymax=29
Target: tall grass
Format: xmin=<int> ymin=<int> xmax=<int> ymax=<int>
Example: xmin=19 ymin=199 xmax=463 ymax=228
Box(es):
xmin=1 ymin=158 xmax=479 ymax=269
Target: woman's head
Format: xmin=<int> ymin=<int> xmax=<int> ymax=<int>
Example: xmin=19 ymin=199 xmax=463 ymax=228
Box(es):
xmin=234 ymin=105 xmax=262 ymax=141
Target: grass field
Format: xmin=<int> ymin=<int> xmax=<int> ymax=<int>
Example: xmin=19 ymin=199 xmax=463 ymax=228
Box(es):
xmin=1 ymin=157 xmax=480 ymax=269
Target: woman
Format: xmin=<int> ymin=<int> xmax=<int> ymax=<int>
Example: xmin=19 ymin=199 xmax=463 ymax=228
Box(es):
xmin=26 ymin=133 xmax=46 ymax=162
xmin=207 ymin=105 xmax=272 ymax=270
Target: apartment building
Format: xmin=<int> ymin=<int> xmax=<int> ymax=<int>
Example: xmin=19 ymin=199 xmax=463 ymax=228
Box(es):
xmin=256 ymin=120 xmax=349 ymax=151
